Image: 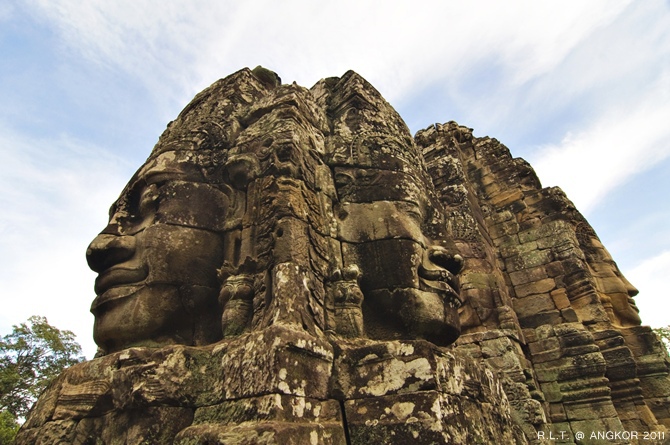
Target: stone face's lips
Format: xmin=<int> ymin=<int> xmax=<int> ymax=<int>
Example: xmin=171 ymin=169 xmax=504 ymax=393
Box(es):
xmin=90 ymin=284 xmax=143 ymax=312
xmin=418 ymin=265 xmax=461 ymax=308
xmin=94 ymin=266 xmax=148 ymax=296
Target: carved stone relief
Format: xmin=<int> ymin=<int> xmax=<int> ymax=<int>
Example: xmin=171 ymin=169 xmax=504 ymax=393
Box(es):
xmin=18 ymin=68 xmax=669 ymax=444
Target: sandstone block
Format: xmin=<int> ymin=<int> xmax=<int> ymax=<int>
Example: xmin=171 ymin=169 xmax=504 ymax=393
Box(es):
xmin=515 ymin=278 xmax=557 ymax=298
xmin=513 ymin=293 xmax=556 ymax=318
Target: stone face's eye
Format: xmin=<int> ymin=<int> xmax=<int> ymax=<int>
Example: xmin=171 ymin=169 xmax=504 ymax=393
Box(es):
xmin=137 ymin=183 xmax=160 ymax=219
xmin=109 ymin=181 xmax=161 ymax=234
xmin=397 ymin=201 xmax=424 ymax=223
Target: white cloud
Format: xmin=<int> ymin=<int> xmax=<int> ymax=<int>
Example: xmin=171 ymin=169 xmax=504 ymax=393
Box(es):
xmin=0 ymin=127 xmax=132 ymax=358
xmin=6 ymin=0 xmax=669 ymax=354
xmin=528 ymin=70 xmax=670 ymax=214
xmin=498 ymin=2 xmax=632 ymax=87
xmin=420 ymin=0 xmax=670 ymax=152
xmin=514 ymin=1 xmax=670 ymax=125
xmin=24 ymin=1 xmax=634 ymax=108
xmin=628 ymin=251 xmax=670 ymax=328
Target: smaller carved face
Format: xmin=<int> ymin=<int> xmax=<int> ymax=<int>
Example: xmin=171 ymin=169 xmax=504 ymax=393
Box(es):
xmin=335 ymin=169 xmax=463 ymax=345
xmin=586 ymin=238 xmax=641 ymax=327
xmin=86 ymin=151 xmax=232 ymax=353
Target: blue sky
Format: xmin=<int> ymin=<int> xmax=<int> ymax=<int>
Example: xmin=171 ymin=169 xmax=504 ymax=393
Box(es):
xmin=1 ymin=0 xmax=669 ymax=358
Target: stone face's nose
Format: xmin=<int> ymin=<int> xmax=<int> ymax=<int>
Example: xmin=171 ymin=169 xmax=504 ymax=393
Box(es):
xmin=427 ymin=246 xmax=463 ymax=275
xmin=86 ymin=233 xmax=136 ymax=273
xmin=621 ymin=274 xmax=639 ymax=297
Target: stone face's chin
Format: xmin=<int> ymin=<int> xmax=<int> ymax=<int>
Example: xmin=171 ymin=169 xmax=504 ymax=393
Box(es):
xmin=365 ymin=288 xmax=461 ymax=346
xmin=616 ymin=297 xmax=642 ymax=326
xmin=93 ymin=285 xmax=197 ymax=353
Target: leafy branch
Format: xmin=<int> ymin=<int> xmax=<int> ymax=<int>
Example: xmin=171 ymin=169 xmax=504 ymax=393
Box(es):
xmin=0 ymin=316 xmax=84 ymax=443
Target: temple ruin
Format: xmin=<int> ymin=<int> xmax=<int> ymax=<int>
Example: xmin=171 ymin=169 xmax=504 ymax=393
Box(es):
xmin=16 ymin=68 xmax=670 ymax=444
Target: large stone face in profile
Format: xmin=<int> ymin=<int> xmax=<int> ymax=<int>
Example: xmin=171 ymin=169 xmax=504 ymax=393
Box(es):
xmin=86 ymin=67 xmax=464 ymax=354
xmin=17 ymin=68 xmax=670 ymax=444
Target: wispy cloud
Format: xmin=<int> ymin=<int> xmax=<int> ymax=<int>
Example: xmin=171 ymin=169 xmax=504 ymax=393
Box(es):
xmin=25 ymin=1 xmax=634 ymax=108
xmin=0 ymin=126 xmax=132 ymax=357
xmin=529 ymin=70 xmax=670 ymax=214
xmin=4 ymin=0 xmax=669 ymax=350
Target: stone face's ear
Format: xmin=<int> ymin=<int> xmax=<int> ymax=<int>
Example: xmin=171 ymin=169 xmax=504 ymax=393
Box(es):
xmin=225 ymin=154 xmax=260 ymax=189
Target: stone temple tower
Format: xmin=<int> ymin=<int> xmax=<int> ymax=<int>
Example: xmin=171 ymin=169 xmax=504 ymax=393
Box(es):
xmin=16 ymin=68 xmax=670 ymax=444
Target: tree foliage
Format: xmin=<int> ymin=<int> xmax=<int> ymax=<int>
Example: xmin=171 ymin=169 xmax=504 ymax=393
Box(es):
xmin=654 ymin=325 xmax=670 ymax=354
xmin=0 ymin=316 xmax=84 ymax=443
xmin=0 ymin=409 xmax=19 ymax=445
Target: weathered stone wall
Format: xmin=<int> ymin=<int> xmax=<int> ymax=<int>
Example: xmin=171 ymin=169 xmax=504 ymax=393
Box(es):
xmin=16 ymin=68 xmax=670 ymax=444
xmin=17 ymin=326 xmax=527 ymax=444
xmin=418 ymin=121 xmax=670 ymax=443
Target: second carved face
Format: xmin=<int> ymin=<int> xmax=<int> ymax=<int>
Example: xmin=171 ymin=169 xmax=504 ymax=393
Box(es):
xmin=335 ymin=167 xmax=463 ymax=345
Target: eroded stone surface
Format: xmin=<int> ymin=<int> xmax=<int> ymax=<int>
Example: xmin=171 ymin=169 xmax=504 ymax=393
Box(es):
xmin=18 ymin=68 xmax=670 ymax=444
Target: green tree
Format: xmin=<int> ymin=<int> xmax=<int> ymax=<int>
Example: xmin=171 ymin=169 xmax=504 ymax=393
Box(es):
xmin=0 ymin=410 xmax=19 ymax=445
xmin=0 ymin=316 xmax=84 ymax=443
xmin=654 ymin=325 xmax=670 ymax=354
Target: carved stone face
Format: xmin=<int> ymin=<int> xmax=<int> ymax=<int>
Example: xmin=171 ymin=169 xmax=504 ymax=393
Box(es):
xmin=335 ymin=168 xmax=463 ymax=345
xmin=586 ymin=237 xmax=641 ymax=327
xmin=86 ymin=151 xmax=231 ymax=353
xmin=86 ymin=69 xmax=466 ymax=352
